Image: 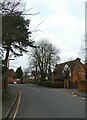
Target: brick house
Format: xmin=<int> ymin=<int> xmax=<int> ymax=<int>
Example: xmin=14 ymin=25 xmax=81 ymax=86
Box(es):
xmin=8 ymin=69 xmax=17 ymax=84
xmin=85 ymin=63 xmax=87 ymax=79
xmin=78 ymin=63 xmax=87 ymax=92
xmin=52 ymin=58 xmax=85 ymax=88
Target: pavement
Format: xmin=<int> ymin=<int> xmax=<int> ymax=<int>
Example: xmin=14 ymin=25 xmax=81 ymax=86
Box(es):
xmin=62 ymin=88 xmax=87 ymax=98
xmin=2 ymin=84 xmax=19 ymax=119
xmin=2 ymin=84 xmax=87 ymax=119
xmin=73 ymin=90 xmax=87 ymax=98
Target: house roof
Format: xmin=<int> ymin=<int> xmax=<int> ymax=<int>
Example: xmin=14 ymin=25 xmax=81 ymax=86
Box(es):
xmin=8 ymin=69 xmax=16 ymax=76
xmin=53 ymin=60 xmax=74 ymax=73
xmin=53 ymin=58 xmax=83 ymax=79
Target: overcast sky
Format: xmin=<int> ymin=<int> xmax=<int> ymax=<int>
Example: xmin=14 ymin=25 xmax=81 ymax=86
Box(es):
xmin=9 ymin=0 xmax=86 ymax=71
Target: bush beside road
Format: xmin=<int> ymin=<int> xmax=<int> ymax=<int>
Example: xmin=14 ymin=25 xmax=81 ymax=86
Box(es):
xmin=36 ymin=81 xmax=64 ymax=88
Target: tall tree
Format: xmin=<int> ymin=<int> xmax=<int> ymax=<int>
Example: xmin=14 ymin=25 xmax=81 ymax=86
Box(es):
xmin=1 ymin=0 xmax=36 ymax=89
xmin=16 ymin=66 xmax=23 ymax=80
xmin=79 ymin=35 xmax=87 ymax=79
xmin=1 ymin=1 xmax=36 ymax=68
xmin=85 ymin=33 xmax=87 ymax=78
xmin=30 ymin=39 xmax=60 ymax=81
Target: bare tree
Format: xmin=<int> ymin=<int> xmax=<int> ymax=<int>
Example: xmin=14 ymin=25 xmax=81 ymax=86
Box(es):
xmin=79 ymin=34 xmax=87 ymax=78
xmin=85 ymin=33 xmax=87 ymax=78
xmin=85 ymin=33 xmax=87 ymax=63
xmin=30 ymin=39 xmax=60 ymax=81
xmin=79 ymin=34 xmax=87 ymax=63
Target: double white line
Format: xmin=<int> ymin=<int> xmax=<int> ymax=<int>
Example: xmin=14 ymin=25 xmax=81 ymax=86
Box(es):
xmin=12 ymin=90 xmax=21 ymax=120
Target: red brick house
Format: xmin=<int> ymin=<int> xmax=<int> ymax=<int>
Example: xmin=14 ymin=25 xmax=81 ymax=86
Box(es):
xmin=78 ymin=63 xmax=87 ymax=92
xmin=85 ymin=63 xmax=87 ymax=79
xmin=8 ymin=69 xmax=17 ymax=84
xmin=52 ymin=58 xmax=85 ymax=88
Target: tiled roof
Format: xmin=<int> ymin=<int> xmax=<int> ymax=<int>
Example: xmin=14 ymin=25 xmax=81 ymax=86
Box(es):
xmin=8 ymin=69 xmax=16 ymax=76
xmin=53 ymin=58 xmax=82 ymax=77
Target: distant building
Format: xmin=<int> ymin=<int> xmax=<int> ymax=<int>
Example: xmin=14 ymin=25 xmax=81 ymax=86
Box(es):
xmin=8 ymin=69 xmax=17 ymax=84
xmin=52 ymin=58 xmax=85 ymax=88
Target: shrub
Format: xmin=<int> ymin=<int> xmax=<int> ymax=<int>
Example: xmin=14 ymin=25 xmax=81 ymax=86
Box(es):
xmin=37 ymin=81 xmax=64 ymax=88
xmin=37 ymin=81 xmax=50 ymax=87
xmin=50 ymin=81 xmax=64 ymax=88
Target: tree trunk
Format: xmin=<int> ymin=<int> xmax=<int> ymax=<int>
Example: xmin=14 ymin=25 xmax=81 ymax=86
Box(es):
xmin=3 ymin=47 xmax=10 ymax=90
xmin=48 ymin=67 xmax=52 ymax=81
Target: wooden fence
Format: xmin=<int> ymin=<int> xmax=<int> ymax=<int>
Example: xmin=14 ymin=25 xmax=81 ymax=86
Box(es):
xmin=78 ymin=81 xmax=87 ymax=92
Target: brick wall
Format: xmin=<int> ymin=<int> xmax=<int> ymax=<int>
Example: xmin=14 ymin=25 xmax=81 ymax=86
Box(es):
xmin=70 ymin=63 xmax=85 ymax=83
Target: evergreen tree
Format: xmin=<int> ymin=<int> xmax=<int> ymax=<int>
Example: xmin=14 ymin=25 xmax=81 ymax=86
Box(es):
xmin=1 ymin=0 xmax=36 ymax=89
xmin=16 ymin=66 xmax=23 ymax=80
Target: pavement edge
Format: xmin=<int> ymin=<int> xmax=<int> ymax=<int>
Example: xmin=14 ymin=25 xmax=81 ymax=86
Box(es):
xmin=72 ymin=92 xmax=87 ymax=98
xmin=3 ymin=89 xmax=21 ymax=119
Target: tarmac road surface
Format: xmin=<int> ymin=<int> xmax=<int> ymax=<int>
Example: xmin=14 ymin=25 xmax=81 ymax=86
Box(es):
xmin=14 ymin=84 xmax=85 ymax=118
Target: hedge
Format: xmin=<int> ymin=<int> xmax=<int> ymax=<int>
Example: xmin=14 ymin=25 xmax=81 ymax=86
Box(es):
xmin=50 ymin=81 xmax=64 ymax=88
xmin=37 ymin=81 xmax=64 ymax=88
xmin=37 ymin=81 xmax=50 ymax=87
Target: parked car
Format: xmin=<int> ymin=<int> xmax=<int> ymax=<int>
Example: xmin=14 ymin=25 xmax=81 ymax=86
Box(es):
xmin=8 ymin=77 xmax=17 ymax=84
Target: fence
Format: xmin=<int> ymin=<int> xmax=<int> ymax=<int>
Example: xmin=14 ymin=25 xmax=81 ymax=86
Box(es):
xmin=78 ymin=80 xmax=87 ymax=92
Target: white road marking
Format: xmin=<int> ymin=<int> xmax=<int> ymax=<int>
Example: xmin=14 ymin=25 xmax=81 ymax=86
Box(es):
xmin=81 ymin=97 xmax=85 ymax=100
xmin=12 ymin=90 xmax=21 ymax=120
xmin=35 ymin=88 xmax=40 ymax=92
xmin=73 ymin=94 xmax=77 ymax=97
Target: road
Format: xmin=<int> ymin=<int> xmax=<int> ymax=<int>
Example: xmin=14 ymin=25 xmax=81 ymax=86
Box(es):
xmin=14 ymin=84 xmax=85 ymax=118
